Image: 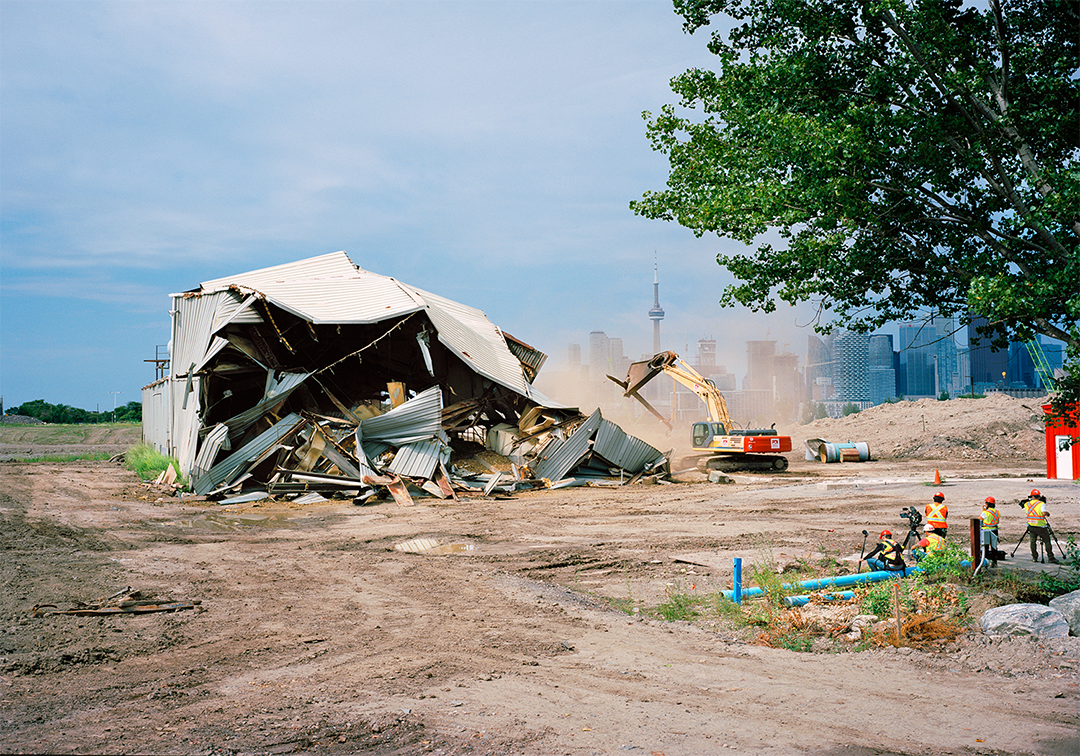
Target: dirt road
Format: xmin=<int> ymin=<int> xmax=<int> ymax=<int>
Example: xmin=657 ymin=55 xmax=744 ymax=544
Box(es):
xmin=1 ymin=456 xmax=1077 ymax=756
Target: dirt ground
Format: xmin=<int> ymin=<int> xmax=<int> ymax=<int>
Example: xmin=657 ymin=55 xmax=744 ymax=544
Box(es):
xmin=2 ymin=442 xmax=1078 ymax=756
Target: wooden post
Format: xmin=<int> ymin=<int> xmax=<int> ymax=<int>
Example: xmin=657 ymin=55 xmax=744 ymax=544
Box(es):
xmin=893 ymin=582 xmax=903 ymax=646
xmin=970 ymin=516 xmax=982 ymax=570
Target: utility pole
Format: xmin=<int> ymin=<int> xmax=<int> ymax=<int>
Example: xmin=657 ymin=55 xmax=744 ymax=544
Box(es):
xmin=109 ymin=391 xmax=121 ymax=422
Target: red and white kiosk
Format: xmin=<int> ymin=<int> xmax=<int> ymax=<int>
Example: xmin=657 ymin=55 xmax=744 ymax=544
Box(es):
xmin=1043 ymin=403 xmax=1080 ymax=480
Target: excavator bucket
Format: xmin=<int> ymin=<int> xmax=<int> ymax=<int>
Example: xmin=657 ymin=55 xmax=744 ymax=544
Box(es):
xmin=606 ymin=351 xmax=678 ymax=431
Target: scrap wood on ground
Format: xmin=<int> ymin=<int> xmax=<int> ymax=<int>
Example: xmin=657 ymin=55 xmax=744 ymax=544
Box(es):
xmin=31 ymin=588 xmax=200 ymax=618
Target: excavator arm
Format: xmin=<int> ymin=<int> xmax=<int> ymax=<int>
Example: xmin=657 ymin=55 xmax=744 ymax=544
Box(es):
xmin=607 ymin=351 xmax=734 ymax=430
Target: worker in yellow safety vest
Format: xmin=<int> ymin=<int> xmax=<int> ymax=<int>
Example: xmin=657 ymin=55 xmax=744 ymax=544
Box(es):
xmin=925 ymin=491 xmax=948 ymax=538
xmin=915 ymin=526 xmax=946 ymax=559
xmin=980 ymin=497 xmax=1004 ymax=565
xmin=1024 ymin=489 xmax=1057 ymax=564
xmin=863 ymin=530 xmax=907 ymax=574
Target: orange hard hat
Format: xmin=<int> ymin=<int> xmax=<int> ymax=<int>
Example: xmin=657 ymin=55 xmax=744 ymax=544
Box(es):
xmin=984 ymin=496 xmax=996 ymax=505
xmin=880 ymin=529 xmax=892 ymax=538
xmin=1030 ymin=489 xmax=1041 ymax=497
xmin=934 ymin=491 xmax=945 ymax=500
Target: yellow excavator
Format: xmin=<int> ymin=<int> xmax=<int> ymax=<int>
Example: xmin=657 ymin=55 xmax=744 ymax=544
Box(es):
xmin=608 ymin=351 xmax=792 ymax=473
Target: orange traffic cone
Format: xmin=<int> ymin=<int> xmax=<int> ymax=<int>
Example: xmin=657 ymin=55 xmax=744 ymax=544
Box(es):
xmin=933 ymin=469 xmax=941 ymax=485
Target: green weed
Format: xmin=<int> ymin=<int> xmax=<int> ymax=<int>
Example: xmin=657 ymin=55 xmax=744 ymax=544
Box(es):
xmin=125 ymin=443 xmax=186 ymax=485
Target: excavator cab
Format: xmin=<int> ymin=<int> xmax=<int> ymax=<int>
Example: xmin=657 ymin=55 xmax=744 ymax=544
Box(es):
xmin=692 ymin=422 xmax=727 ymax=448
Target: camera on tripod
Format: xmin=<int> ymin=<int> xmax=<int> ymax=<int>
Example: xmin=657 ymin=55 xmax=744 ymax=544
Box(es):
xmin=900 ymin=506 xmax=923 ymax=529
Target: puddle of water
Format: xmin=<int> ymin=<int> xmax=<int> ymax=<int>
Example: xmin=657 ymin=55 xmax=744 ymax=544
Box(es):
xmin=169 ymin=512 xmax=294 ymax=530
xmin=394 ymin=537 xmax=476 ymax=555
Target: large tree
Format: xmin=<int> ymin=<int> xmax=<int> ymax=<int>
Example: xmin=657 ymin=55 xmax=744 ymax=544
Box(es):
xmin=632 ymin=0 xmax=1079 ymax=419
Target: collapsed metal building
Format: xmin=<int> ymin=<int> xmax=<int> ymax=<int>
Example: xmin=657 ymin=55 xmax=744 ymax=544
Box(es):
xmin=142 ymin=252 xmax=667 ymax=502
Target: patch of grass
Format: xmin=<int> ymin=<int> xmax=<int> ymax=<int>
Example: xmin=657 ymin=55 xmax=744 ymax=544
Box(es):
xmin=655 ymin=581 xmax=705 ymax=621
xmin=19 ymin=451 xmax=115 ymax=463
xmin=125 ymin=443 xmax=185 ymax=485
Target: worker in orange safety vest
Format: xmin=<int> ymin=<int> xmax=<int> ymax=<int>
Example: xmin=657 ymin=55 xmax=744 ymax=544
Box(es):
xmin=925 ymin=491 xmax=948 ymax=539
xmin=1024 ymin=489 xmax=1057 ymax=564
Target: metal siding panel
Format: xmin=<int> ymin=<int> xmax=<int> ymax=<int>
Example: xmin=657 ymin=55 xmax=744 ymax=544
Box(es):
xmin=141 ymin=380 xmax=169 ymax=454
xmin=532 ymin=410 xmax=603 ymax=481
xmin=192 ymin=413 xmax=304 ymax=494
xmin=175 ymin=376 xmax=203 ymax=476
xmin=387 ymin=438 xmax=450 ymax=479
xmin=171 ymin=292 xmax=233 ymax=377
xmin=593 ymin=419 xmax=665 ymax=472
xmin=360 ymin=386 xmax=443 ymax=444
xmin=192 ymin=423 xmax=229 ymax=481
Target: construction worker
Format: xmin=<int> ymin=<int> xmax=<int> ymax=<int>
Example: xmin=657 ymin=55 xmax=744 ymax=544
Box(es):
xmin=914 ymin=526 xmax=946 ymax=560
xmin=980 ymin=496 xmax=1004 ymax=566
xmin=925 ymin=491 xmax=948 ymax=539
xmin=863 ymin=530 xmax=907 ymax=574
xmin=1024 ymin=489 xmax=1057 ymax=564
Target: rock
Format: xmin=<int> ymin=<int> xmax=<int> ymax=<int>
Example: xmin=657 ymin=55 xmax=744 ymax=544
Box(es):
xmin=707 ymin=471 xmax=733 ymax=484
xmin=980 ymin=603 xmax=1070 ymax=639
xmin=1047 ymin=590 xmax=1080 ymax=636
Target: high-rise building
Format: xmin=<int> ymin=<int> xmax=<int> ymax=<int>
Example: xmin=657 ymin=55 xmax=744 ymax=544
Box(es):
xmin=588 ymin=331 xmax=610 ymax=383
xmin=899 ymin=321 xmax=936 ymax=397
xmin=967 ymin=315 xmax=1009 ymax=388
xmin=935 ymin=315 xmax=962 ymax=395
xmin=868 ymin=333 xmax=897 ymax=404
xmin=806 ymin=334 xmax=834 ymax=401
xmin=833 ymin=329 xmax=870 ymax=402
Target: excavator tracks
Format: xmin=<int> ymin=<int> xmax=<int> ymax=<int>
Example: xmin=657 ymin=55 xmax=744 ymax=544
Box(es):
xmin=691 ymin=454 xmax=789 ymax=473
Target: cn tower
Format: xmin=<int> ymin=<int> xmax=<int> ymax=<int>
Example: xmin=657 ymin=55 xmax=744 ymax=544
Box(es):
xmin=648 ymin=256 xmax=664 ymax=353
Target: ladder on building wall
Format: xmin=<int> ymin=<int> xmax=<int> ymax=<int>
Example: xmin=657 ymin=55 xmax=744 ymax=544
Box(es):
xmin=1026 ymin=339 xmax=1056 ymax=392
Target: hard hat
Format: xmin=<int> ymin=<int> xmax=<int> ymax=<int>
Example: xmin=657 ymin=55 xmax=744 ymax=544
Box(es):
xmin=933 ymin=491 xmax=945 ymax=500
xmin=1030 ymin=489 xmax=1041 ymax=497
xmin=880 ymin=529 xmax=892 ymax=538
xmin=984 ymin=496 xmax=996 ymax=505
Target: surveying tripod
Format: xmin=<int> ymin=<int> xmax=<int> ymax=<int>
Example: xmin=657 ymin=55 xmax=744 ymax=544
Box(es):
xmin=1011 ymin=523 xmax=1063 ymax=563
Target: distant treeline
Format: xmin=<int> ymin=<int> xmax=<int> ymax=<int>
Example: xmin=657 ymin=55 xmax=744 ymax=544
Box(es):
xmin=4 ymin=399 xmax=142 ymax=424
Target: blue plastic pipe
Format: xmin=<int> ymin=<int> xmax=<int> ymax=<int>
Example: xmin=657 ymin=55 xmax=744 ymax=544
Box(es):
xmin=721 ymin=566 xmax=921 ymax=600
xmin=733 ymin=557 xmax=743 ymax=605
xmin=783 ymin=591 xmax=856 ymax=607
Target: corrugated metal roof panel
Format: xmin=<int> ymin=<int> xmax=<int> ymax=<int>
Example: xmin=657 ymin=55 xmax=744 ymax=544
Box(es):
xmin=417 ymin=287 xmax=532 ymax=396
xmin=532 ymin=410 xmax=603 ymax=481
xmin=504 ymin=333 xmax=547 ymax=378
xmin=359 ymin=385 xmax=443 ymax=444
xmin=198 ymin=251 xmax=358 ymax=291
xmin=198 ymin=251 xmax=425 ymax=325
xmin=387 ymin=438 xmax=451 ymax=479
xmin=592 ymin=418 xmax=666 ymax=472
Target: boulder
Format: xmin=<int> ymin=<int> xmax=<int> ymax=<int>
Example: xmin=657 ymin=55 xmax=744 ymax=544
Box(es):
xmin=1048 ymin=589 xmax=1080 ymax=636
xmin=980 ymin=603 xmax=1070 ymax=639
xmin=707 ymin=470 xmax=733 ymax=484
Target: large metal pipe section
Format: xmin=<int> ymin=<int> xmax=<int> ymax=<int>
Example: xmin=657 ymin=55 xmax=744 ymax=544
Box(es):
xmin=804 ymin=438 xmax=871 ymax=462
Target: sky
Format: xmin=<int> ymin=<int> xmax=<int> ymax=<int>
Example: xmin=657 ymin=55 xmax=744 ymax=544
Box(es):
xmin=1 ymin=0 xmax=829 ymax=413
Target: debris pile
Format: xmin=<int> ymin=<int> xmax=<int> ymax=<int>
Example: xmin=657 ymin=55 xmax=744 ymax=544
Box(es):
xmin=142 ymin=252 xmax=668 ymax=503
